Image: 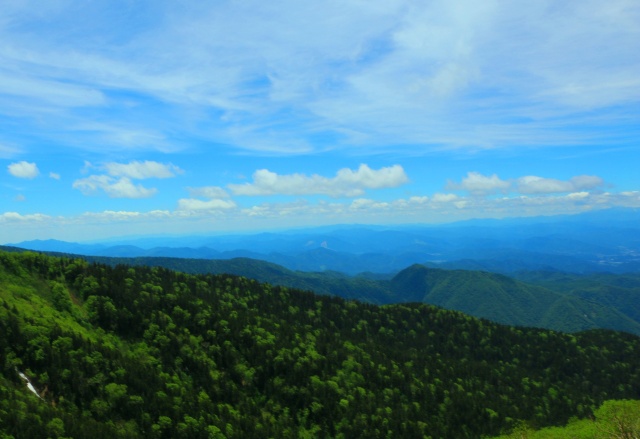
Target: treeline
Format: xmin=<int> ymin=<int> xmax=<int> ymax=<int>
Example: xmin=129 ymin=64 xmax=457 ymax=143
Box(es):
xmin=1 ymin=250 xmax=640 ymax=438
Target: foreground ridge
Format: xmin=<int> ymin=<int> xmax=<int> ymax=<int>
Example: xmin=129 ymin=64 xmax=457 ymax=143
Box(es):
xmin=1 ymin=250 xmax=639 ymax=438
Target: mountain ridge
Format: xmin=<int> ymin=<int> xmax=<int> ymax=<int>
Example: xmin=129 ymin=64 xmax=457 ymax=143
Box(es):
xmin=8 ymin=209 xmax=640 ymax=274
xmin=4 ymin=245 xmax=639 ymax=336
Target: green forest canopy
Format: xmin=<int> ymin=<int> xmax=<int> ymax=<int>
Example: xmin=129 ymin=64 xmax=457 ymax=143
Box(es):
xmin=1 ymin=250 xmax=639 ymax=438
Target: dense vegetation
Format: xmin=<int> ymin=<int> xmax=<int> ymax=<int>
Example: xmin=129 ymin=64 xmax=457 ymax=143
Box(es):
xmin=389 ymin=264 xmax=640 ymax=335
xmin=516 ymin=271 xmax=640 ymax=325
xmin=35 ymin=251 xmax=640 ymax=336
xmin=1 ymin=250 xmax=640 ymax=438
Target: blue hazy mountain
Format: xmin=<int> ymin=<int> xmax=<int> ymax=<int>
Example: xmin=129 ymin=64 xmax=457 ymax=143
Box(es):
xmin=8 ymin=207 xmax=640 ymax=275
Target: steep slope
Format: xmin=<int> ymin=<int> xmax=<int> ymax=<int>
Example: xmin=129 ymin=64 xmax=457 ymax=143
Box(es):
xmin=516 ymin=271 xmax=640 ymax=325
xmin=2 ymin=250 xmax=640 ymax=438
xmin=389 ymin=264 xmax=640 ymax=334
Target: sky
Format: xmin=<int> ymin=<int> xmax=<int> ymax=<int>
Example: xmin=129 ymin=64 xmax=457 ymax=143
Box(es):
xmin=1 ymin=0 xmax=639 ymax=243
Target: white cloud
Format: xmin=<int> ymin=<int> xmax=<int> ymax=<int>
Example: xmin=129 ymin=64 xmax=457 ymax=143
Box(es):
xmin=350 ymin=198 xmax=390 ymax=210
xmin=81 ymin=210 xmax=141 ymax=220
xmin=431 ymin=193 xmax=460 ymax=203
xmin=49 ymin=172 xmax=61 ymax=180
xmin=72 ymin=160 xmax=182 ymax=198
xmin=7 ymin=161 xmax=39 ymax=179
xmin=448 ymin=172 xmax=606 ymax=196
xmin=104 ymin=160 xmax=183 ymax=179
xmin=187 ymin=186 xmax=230 ymax=199
xmin=0 ymin=212 xmax=50 ymax=222
xmin=408 ymin=196 xmax=429 ymax=204
xmin=178 ymin=185 xmax=236 ymax=213
xmin=566 ymin=191 xmax=590 ymax=200
xmin=2 ymin=188 xmax=640 ymax=244
xmin=176 ymin=198 xmax=236 ymax=211
xmin=14 ymin=194 xmax=26 ymax=202
xmin=228 ymin=164 xmax=408 ymax=197
xmin=517 ymin=175 xmax=604 ymax=194
xmin=570 ymin=175 xmax=606 ymax=191
xmin=72 ymin=175 xmax=157 ymax=198
xmin=0 ymin=1 xmax=638 ymax=155
xmin=446 ymin=172 xmax=511 ymax=195
xmin=75 ymin=210 xmax=174 ymax=224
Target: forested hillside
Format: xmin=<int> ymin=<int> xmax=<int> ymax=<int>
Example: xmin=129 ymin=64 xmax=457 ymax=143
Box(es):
xmin=516 ymin=271 xmax=640 ymax=325
xmin=1 ymin=250 xmax=640 ymax=438
xmin=23 ymin=249 xmax=640 ymax=336
xmin=389 ymin=265 xmax=640 ymax=335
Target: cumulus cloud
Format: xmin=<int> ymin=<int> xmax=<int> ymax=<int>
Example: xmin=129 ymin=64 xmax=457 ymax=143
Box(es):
xmin=7 ymin=161 xmax=39 ymax=179
xmin=228 ymin=164 xmax=408 ymax=197
xmin=73 ymin=160 xmax=182 ymax=198
xmin=188 ymin=186 xmax=230 ymax=199
xmin=350 ymin=198 xmax=390 ymax=210
xmin=0 ymin=212 xmax=50 ymax=222
xmin=446 ymin=172 xmax=511 ymax=196
xmin=104 ymin=160 xmax=183 ymax=179
xmin=448 ymin=172 xmax=606 ymax=196
xmin=431 ymin=193 xmax=459 ymax=203
xmin=178 ymin=186 xmax=236 ymax=213
xmin=517 ymin=175 xmax=604 ymax=194
xmin=73 ymin=175 xmax=157 ymax=198
xmin=177 ymin=198 xmax=237 ymax=211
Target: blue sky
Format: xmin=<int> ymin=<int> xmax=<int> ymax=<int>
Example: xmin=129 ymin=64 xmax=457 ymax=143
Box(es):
xmin=1 ymin=0 xmax=639 ymax=243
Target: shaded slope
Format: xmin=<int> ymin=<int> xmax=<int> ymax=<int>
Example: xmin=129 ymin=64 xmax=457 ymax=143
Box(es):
xmin=389 ymin=264 xmax=640 ymax=334
xmin=516 ymin=271 xmax=640 ymax=325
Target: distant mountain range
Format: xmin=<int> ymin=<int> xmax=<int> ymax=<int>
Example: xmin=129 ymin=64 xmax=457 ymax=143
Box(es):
xmin=8 ymin=208 xmax=640 ymax=275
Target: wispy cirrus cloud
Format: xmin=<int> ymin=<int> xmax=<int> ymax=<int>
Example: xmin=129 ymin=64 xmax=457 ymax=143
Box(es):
xmin=104 ymin=160 xmax=183 ymax=179
xmin=0 ymin=143 xmax=22 ymax=159
xmin=1 ymin=1 xmax=638 ymax=155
